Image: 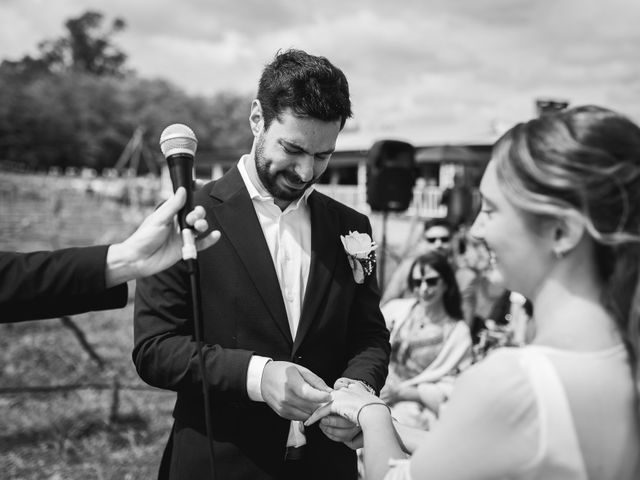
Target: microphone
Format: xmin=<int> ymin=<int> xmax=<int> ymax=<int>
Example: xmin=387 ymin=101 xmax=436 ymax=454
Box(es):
xmin=160 ymin=123 xmax=198 ymax=260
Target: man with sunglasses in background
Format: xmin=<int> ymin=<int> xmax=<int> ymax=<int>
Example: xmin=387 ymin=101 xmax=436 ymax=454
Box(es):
xmin=421 ymin=218 xmax=453 ymax=258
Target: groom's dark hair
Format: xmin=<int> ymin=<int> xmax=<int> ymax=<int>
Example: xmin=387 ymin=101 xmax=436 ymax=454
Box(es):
xmin=257 ymin=48 xmax=352 ymax=130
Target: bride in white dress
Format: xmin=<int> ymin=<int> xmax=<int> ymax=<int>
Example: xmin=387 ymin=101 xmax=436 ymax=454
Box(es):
xmin=306 ymin=105 xmax=640 ymax=480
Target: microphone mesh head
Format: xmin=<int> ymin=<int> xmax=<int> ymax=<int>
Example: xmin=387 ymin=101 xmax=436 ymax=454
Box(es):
xmin=159 ymin=123 xmax=198 ymax=158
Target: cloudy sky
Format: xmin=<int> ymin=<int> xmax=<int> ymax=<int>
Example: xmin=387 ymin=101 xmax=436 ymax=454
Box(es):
xmin=1 ymin=0 xmax=639 ymax=148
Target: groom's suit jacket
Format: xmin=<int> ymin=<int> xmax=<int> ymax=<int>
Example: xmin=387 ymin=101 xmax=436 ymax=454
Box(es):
xmin=133 ymin=166 xmax=390 ymax=480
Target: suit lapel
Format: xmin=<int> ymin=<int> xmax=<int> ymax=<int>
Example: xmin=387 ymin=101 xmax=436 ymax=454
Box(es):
xmin=209 ymin=166 xmax=292 ymax=345
xmin=293 ymin=191 xmax=340 ymax=353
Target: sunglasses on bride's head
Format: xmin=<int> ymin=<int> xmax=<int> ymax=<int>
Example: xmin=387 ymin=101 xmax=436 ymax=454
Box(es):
xmin=409 ymin=275 xmax=441 ymax=289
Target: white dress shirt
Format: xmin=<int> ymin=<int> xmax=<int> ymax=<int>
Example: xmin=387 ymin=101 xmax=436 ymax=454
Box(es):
xmin=238 ymin=154 xmax=312 ymax=447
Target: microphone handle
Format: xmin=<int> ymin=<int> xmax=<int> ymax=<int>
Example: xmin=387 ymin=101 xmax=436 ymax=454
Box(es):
xmin=167 ymin=153 xmax=194 ymax=231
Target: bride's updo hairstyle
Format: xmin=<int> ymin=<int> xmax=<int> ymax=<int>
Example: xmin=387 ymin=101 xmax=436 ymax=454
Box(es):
xmin=491 ymin=105 xmax=640 ymax=421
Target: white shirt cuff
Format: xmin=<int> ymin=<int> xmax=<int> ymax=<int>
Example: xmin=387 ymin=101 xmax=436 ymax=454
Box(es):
xmin=247 ymin=355 xmax=272 ymax=402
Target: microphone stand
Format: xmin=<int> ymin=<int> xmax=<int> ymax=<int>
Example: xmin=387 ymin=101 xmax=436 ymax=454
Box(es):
xmin=181 ymin=230 xmax=217 ymax=479
xmin=162 ymin=126 xmax=215 ymax=477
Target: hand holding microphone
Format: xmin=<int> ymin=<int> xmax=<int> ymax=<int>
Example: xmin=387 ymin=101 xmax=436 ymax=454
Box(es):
xmin=159 ymin=123 xmax=212 ymax=261
xmin=105 ymin=123 xmax=221 ymax=287
xmin=105 ymin=186 xmax=220 ymax=287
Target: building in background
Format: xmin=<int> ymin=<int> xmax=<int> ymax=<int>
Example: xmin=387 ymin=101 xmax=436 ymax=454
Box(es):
xmin=191 ymin=132 xmax=493 ymax=219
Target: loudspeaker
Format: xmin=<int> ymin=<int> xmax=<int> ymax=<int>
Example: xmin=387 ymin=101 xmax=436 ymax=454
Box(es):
xmin=366 ymin=140 xmax=416 ymax=212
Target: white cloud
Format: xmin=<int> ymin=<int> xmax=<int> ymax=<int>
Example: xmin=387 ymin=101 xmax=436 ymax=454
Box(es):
xmin=2 ymin=0 xmax=640 ymax=144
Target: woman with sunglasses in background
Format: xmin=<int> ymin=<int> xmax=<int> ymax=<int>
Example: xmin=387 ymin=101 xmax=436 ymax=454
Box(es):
xmin=379 ymin=250 xmax=472 ymax=429
xmin=381 ymin=218 xmax=454 ymax=306
xmin=308 ymin=106 xmax=640 ymax=479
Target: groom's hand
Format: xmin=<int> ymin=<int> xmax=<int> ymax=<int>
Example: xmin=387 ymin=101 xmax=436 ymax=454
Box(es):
xmin=318 ymin=378 xmax=363 ymax=443
xmin=319 ymin=414 xmax=360 ymax=443
xmin=261 ymin=361 xmax=332 ymax=421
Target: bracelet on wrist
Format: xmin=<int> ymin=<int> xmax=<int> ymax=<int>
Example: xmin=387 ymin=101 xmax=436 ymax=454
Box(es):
xmin=356 ymin=401 xmax=391 ymax=427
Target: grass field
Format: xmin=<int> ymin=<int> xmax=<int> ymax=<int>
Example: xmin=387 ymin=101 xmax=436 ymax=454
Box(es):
xmin=0 ymin=173 xmax=173 ymax=479
xmin=0 ymin=307 xmax=176 ymax=479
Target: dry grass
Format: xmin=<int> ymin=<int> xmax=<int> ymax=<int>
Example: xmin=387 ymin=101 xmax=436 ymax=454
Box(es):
xmin=0 ymin=303 xmax=177 ymax=479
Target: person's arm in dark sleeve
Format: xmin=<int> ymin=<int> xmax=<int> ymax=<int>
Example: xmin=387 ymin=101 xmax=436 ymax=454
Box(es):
xmin=0 ymin=246 xmax=128 ymax=323
xmin=0 ymin=188 xmax=221 ymax=324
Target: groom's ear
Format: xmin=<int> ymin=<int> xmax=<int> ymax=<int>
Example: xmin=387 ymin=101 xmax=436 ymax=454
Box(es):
xmin=249 ymin=100 xmax=264 ymax=136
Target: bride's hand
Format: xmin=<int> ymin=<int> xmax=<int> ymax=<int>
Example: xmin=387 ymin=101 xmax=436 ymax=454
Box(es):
xmin=304 ymin=384 xmax=387 ymax=427
xmin=380 ymin=384 xmax=401 ymax=405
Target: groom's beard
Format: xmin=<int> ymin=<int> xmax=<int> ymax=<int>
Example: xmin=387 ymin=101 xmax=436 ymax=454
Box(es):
xmin=255 ymin=133 xmax=319 ymax=202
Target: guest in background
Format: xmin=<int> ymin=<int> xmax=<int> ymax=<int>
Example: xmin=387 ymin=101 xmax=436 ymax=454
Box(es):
xmin=381 ymin=218 xmax=453 ymax=305
xmin=453 ymin=235 xmax=507 ymax=343
xmin=380 ymin=251 xmax=471 ymax=429
xmin=440 ymin=172 xmax=474 ymax=232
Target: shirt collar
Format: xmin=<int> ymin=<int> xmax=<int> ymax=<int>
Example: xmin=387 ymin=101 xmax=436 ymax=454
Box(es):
xmin=237 ymin=154 xmax=314 ymax=210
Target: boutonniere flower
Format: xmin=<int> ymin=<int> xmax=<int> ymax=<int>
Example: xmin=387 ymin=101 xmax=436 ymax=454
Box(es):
xmin=340 ymin=231 xmax=377 ymax=284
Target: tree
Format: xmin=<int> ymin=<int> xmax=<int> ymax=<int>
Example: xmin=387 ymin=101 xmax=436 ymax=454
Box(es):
xmin=1 ymin=10 xmax=129 ymax=78
xmin=0 ymin=10 xmax=252 ymax=173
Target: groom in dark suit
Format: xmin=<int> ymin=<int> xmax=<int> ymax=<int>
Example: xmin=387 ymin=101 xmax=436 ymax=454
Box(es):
xmin=133 ymin=49 xmax=390 ymax=480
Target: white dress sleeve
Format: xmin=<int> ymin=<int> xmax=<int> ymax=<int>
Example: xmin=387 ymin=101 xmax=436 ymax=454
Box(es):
xmin=407 ymin=348 xmax=540 ymax=479
xmin=383 ymin=459 xmax=413 ymax=480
